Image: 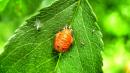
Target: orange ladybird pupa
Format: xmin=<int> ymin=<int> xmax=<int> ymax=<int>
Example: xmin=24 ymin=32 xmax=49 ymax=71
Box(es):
xmin=54 ymin=26 xmax=73 ymax=52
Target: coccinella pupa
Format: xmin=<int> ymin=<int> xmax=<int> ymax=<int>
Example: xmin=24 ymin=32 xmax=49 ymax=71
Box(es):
xmin=54 ymin=26 xmax=73 ymax=52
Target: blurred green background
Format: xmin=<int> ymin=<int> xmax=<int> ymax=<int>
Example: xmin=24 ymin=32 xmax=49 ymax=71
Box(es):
xmin=0 ymin=0 xmax=130 ymax=73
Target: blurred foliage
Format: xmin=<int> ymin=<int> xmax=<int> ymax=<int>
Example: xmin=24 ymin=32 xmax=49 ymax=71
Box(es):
xmin=89 ymin=0 xmax=130 ymax=73
xmin=0 ymin=0 xmax=130 ymax=73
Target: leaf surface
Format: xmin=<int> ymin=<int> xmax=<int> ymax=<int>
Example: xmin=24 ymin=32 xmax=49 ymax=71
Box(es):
xmin=0 ymin=0 xmax=103 ymax=73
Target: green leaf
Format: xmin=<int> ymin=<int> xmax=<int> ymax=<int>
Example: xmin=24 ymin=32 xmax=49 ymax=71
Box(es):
xmin=0 ymin=0 xmax=103 ymax=73
xmin=0 ymin=0 xmax=44 ymax=53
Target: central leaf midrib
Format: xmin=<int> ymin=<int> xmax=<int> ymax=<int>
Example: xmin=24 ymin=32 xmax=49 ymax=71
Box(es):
xmin=53 ymin=1 xmax=79 ymax=73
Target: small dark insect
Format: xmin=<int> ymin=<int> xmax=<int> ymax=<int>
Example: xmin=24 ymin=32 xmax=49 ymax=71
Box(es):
xmin=54 ymin=26 xmax=73 ymax=52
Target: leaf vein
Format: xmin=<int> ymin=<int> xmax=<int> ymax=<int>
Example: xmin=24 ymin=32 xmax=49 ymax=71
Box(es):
xmin=5 ymin=36 xmax=53 ymax=73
